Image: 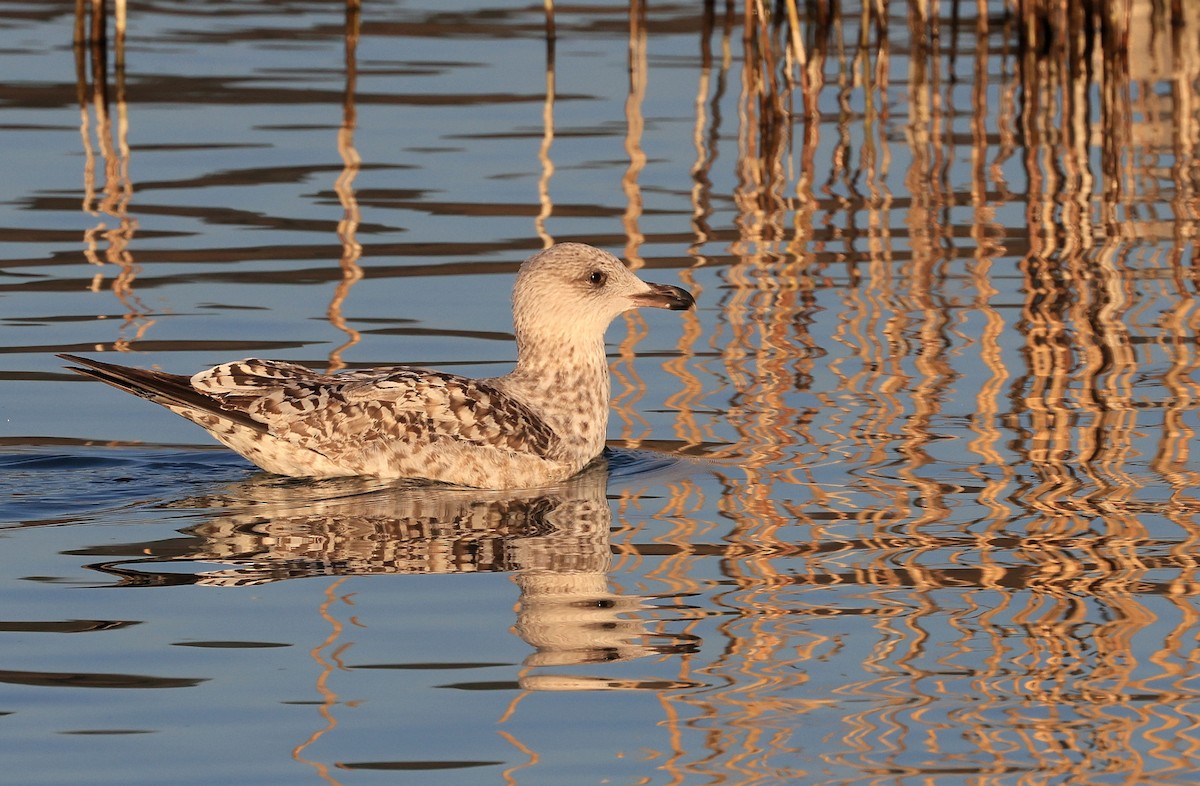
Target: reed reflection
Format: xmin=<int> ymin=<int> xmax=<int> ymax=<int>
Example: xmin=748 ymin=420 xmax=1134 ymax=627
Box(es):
xmin=640 ymin=489 xmax=1200 ymax=783
xmin=1010 ymin=0 xmax=1200 ymax=493
xmin=74 ymin=0 xmax=152 ymax=348
xmin=535 ymin=19 xmax=556 ymax=249
xmin=663 ymin=2 xmax=1200 ymax=781
xmin=610 ymin=0 xmax=653 ymax=447
xmin=694 ymin=2 xmax=1200 ymax=485
xmin=325 ymin=0 xmax=365 ymax=374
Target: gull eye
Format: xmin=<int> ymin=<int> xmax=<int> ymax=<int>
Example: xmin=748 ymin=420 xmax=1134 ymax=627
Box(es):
xmin=587 ymin=270 xmax=608 ymax=287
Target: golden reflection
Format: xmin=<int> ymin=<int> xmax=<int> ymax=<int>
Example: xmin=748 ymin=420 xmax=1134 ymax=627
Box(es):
xmin=648 ymin=1 xmax=1200 ymax=782
xmin=612 ymin=0 xmax=653 ymax=445
xmin=964 ymin=5 xmax=1012 ymax=494
xmin=325 ymin=0 xmax=365 ymax=373
xmin=291 ymin=577 xmax=351 ymax=786
xmin=497 ymin=729 xmax=539 ymax=786
xmin=688 ymin=0 xmax=720 ymax=256
xmin=662 ymin=265 xmax=709 ymax=448
xmin=622 ymin=0 xmax=648 ymax=264
xmin=535 ymin=29 xmax=556 ymax=248
xmin=732 ymin=1 xmax=791 ymax=251
xmin=676 ymin=0 xmax=730 ymax=451
xmin=74 ymin=0 xmax=151 ymax=348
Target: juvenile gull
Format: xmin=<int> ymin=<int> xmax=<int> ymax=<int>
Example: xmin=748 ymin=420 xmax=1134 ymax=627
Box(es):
xmin=59 ymin=243 xmax=694 ymax=489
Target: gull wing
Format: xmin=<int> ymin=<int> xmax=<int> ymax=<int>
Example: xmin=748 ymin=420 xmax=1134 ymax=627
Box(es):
xmin=191 ymin=359 xmax=559 ymax=462
xmin=60 ymin=355 xmax=561 ymax=480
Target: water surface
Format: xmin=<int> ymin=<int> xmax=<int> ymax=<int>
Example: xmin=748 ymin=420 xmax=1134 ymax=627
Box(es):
xmin=3 ymin=1 xmax=1200 ymax=784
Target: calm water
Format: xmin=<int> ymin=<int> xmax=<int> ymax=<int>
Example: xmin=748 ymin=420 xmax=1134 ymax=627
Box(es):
xmin=3 ymin=1 xmax=1200 ymax=784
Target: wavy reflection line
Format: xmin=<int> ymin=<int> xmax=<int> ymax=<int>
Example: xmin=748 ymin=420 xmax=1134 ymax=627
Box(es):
xmin=326 ymin=0 xmax=365 ymax=373
xmin=292 ymin=576 xmax=351 ymax=786
xmin=614 ymin=477 xmax=709 ymax=667
xmin=74 ymin=0 xmax=151 ymax=349
xmin=1140 ymin=594 xmax=1200 ymax=779
xmin=1008 ymin=0 xmax=1200 ymax=501
xmin=535 ymin=28 xmax=555 ymax=248
xmin=1157 ymin=289 xmax=1200 ymax=488
xmin=688 ymin=0 xmax=734 ymax=257
xmin=662 ymin=265 xmax=709 ymax=448
xmin=622 ymin=0 xmax=648 ymax=264
xmin=896 ymin=0 xmax=956 ymax=548
xmin=656 ymin=36 xmax=714 ymax=456
xmin=964 ymin=4 xmax=1014 ymax=511
xmin=700 ymin=4 xmax=1200 ymax=782
xmin=689 ymin=0 xmax=715 ymax=254
xmin=612 ymin=0 xmax=652 ymax=446
xmin=497 ymin=728 xmax=538 ymax=786
xmin=1147 ymin=1 xmax=1200 ymax=491
xmin=716 ymin=2 xmax=833 ymax=479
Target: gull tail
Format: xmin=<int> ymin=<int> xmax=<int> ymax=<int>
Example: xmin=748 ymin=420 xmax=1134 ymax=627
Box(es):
xmin=57 ymin=353 xmax=266 ymax=434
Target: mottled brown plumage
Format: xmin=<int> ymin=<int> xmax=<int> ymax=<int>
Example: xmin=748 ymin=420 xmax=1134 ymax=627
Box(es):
xmin=59 ymin=243 xmax=694 ymax=488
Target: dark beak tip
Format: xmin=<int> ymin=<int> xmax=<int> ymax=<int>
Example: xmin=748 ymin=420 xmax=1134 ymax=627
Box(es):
xmin=670 ymin=291 xmax=696 ymax=311
xmin=641 ymin=283 xmax=696 ymax=311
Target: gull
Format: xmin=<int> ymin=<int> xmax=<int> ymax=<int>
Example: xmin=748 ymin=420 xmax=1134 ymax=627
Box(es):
xmin=59 ymin=243 xmax=695 ymax=489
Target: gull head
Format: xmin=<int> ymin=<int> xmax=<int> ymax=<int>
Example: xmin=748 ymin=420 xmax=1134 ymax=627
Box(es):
xmin=512 ymin=243 xmax=695 ymax=345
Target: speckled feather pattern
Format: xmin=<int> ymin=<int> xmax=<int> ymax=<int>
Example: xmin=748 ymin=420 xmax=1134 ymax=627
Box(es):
xmin=60 ymin=243 xmax=695 ymax=489
xmin=185 ymin=361 xmax=561 ymax=487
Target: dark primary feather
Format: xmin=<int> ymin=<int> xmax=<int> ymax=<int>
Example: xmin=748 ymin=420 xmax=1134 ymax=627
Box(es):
xmin=58 ymin=353 xmax=267 ymax=434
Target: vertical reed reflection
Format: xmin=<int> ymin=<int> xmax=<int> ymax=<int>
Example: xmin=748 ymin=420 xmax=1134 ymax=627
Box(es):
xmin=612 ymin=0 xmax=653 ymax=444
xmin=74 ymin=0 xmax=150 ymax=348
xmin=535 ymin=29 xmax=556 ymax=249
xmin=964 ymin=4 xmax=1012 ymax=505
xmin=645 ymin=1 xmax=1200 ymax=781
xmin=325 ymin=0 xmax=365 ymax=373
xmin=689 ymin=0 xmax=722 ymax=256
xmin=291 ymin=577 xmax=350 ymax=786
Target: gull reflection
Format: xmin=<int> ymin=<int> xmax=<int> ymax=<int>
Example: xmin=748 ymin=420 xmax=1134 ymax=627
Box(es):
xmin=80 ymin=456 xmax=697 ymax=670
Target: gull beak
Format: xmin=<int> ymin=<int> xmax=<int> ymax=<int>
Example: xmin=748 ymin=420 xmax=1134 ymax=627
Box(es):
xmin=632 ymin=282 xmax=696 ymax=311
